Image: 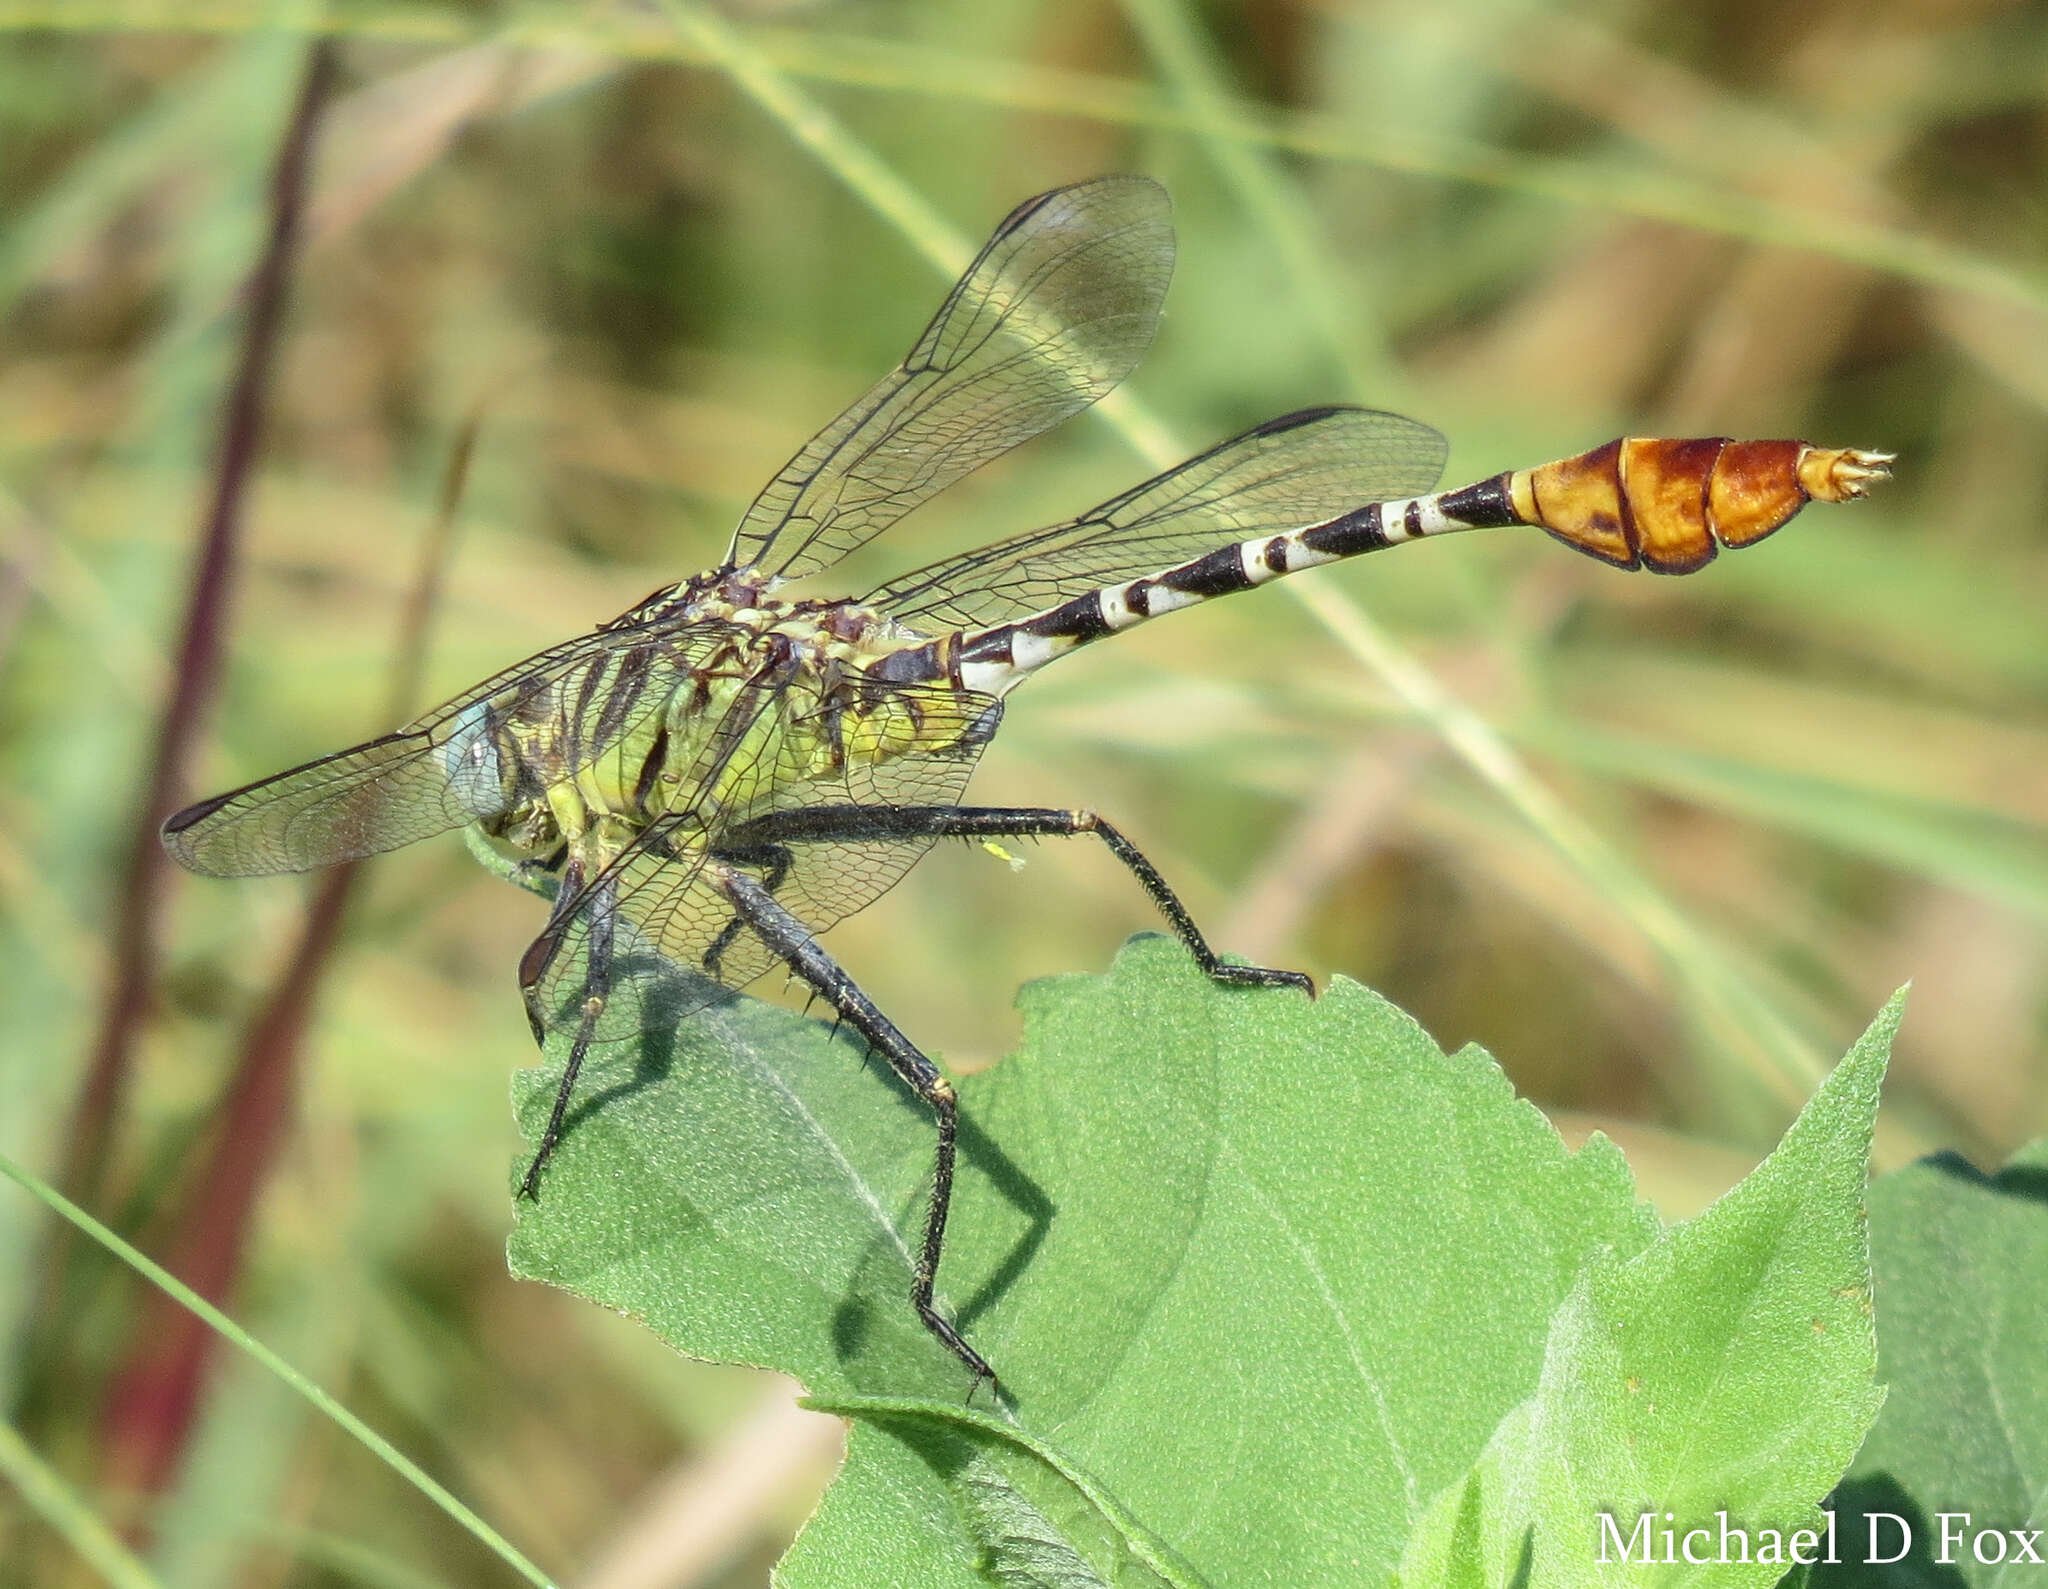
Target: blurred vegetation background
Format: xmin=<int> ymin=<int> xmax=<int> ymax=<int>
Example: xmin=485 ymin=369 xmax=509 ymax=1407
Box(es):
xmin=1 ymin=0 xmax=2044 ymax=1584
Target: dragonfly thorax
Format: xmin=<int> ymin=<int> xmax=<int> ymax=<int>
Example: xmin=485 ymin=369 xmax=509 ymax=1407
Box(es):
xmin=464 ymin=571 xmax=958 ymax=884
xmin=624 ymin=565 xmax=930 ymax=660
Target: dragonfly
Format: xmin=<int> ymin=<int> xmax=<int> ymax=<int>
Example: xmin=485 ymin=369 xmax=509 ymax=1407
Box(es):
xmin=163 ymin=175 xmax=1890 ymax=1389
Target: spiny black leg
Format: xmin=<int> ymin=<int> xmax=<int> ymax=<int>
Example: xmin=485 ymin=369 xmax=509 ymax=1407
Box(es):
xmin=714 ymin=863 xmax=995 ymax=1394
xmin=1085 ymin=816 xmax=1311 ymax=994
xmin=517 ymin=866 xmax=616 ymax=1199
xmin=517 ymin=856 xmax=585 ymax=1044
xmin=701 ymin=913 xmax=745 ymax=979
xmin=725 ymin=803 xmax=1313 ymax=996
xmin=700 ymin=842 xmax=791 ymax=978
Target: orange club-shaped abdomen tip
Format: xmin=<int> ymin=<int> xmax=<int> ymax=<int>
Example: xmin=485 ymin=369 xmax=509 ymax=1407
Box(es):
xmin=1513 ymin=436 xmax=1894 ymax=574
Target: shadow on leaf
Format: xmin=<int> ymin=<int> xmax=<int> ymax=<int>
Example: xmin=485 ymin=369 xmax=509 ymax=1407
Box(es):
xmin=1806 ymin=1472 xmax=1968 ymax=1589
xmin=1922 ymin=1149 xmax=2048 ymax=1208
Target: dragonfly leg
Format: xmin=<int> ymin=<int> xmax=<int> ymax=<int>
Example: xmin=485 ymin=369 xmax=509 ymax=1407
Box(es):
xmin=726 ymin=804 xmax=1313 ymax=995
xmin=516 ymin=863 xmax=618 ymax=1199
xmin=462 ymin=825 xmax=567 ymax=903
xmin=711 ymin=861 xmax=995 ymax=1394
xmin=697 ymin=842 xmax=791 ymax=979
xmin=517 ymin=857 xmax=585 ymax=1044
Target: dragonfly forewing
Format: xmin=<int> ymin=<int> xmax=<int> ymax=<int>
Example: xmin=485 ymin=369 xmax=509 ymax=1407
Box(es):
xmin=726 ymin=174 xmax=1174 ymax=582
xmin=162 ymin=723 xmax=510 ymax=877
xmin=162 ymin=622 xmax=729 ymax=877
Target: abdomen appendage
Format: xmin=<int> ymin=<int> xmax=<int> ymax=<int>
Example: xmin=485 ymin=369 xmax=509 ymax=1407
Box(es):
xmin=1512 ymin=436 xmax=1893 ymax=574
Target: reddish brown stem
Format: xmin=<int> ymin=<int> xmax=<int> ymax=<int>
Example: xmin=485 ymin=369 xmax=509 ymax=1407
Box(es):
xmin=98 ymin=863 xmax=355 ymax=1499
xmin=99 ymin=382 xmax=483 ymax=1511
xmin=21 ymin=34 xmax=342 ymax=1530
xmin=62 ymin=38 xmax=341 ymax=1212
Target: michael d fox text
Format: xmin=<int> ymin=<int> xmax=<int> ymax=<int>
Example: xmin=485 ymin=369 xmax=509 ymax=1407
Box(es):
xmin=1597 ymin=1510 xmax=2044 ymax=1568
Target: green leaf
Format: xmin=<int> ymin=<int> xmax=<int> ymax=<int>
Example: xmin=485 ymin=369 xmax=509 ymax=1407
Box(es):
xmin=505 ymin=954 xmax=984 ymax=1394
xmin=1813 ymin=1138 xmax=2048 ymax=1589
xmin=771 ymin=1418 xmax=988 ymax=1589
xmin=1395 ymin=996 xmax=1895 ymax=1589
xmin=782 ymin=1402 xmax=1200 ymax=1589
xmin=507 ymin=939 xmax=1892 ymax=1587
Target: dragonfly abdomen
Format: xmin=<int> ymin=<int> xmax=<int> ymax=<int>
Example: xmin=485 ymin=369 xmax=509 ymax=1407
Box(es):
xmin=1511 ymin=436 xmax=1891 ymax=573
xmin=951 ymin=434 xmax=1891 ymax=696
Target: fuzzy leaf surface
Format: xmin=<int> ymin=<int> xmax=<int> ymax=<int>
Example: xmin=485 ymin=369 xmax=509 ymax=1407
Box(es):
xmin=1394 ymin=998 xmax=1896 ymax=1589
xmin=1813 ymin=1138 xmax=2048 ymax=1589
xmin=508 ymin=939 xmax=1894 ymax=1586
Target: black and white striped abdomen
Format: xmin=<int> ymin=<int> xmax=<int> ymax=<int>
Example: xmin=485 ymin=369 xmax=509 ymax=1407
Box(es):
xmin=951 ymin=477 xmax=1520 ymax=694
xmin=949 ymin=435 xmax=1887 ymax=697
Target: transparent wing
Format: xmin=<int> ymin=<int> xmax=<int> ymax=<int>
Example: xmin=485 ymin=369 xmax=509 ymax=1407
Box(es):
xmin=523 ymin=679 xmax=1000 ymax=1044
xmin=163 ymin=622 xmax=734 ymax=877
xmin=866 ymin=406 xmax=1450 ymax=629
xmin=727 ymin=176 xmax=1173 ymax=582
xmin=750 ymin=680 xmax=1001 ymax=943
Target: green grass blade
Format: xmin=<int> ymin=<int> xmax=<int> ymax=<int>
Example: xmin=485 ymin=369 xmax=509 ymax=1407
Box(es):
xmin=5 ymin=5 xmax=2040 ymax=315
xmin=1542 ymin=723 xmax=2048 ymax=923
xmin=0 ymin=1152 xmax=558 ymax=1589
xmin=1115 ymin=0 xmax=1403 ymax=398
xmin=0 ymin=1415 xmax=163 ymax=1589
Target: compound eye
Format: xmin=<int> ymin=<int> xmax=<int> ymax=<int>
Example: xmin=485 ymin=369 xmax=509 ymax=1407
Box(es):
xmin=442 ymin=701 xmax=507 ymax=819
